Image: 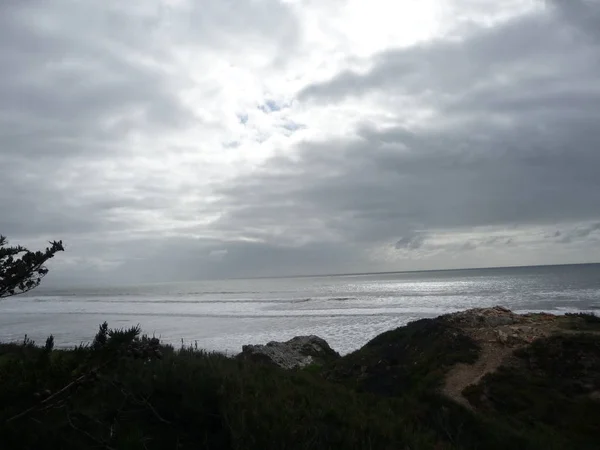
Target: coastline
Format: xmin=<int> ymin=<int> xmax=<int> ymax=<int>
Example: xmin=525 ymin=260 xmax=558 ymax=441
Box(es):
xmin=1 ymin=307 xmax=599 ymax=449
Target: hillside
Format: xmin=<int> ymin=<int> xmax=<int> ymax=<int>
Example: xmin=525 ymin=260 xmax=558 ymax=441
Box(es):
xmin=1 ymin=308 xmax=599 ymax=449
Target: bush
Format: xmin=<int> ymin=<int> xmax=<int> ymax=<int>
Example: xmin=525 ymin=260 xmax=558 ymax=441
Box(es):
xmin=1 ymin=321 xmax=599 ymax=450
xmin=0 ymin=325 xmax=437 ymax=450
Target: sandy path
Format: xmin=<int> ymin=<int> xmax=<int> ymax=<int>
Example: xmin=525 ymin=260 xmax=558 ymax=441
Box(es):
xmin=442 ymin=341 xmax=514 ymax=409
xmin=438 ymin=308 xmax=600 ymax=409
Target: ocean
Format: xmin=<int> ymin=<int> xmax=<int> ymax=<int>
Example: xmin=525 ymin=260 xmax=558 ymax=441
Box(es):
xmin=1 ymin=264 xmax=599 ymax=354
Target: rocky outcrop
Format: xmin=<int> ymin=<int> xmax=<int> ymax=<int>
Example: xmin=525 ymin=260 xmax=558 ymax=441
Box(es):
xmin=440 ymin=306 xmax=584 ymax=407
xmin=238 ymin=335 xmax=340 ymax=369
xmin=443 ymin=306 xmax=522 ymax=328
xmin=442 ymin=306 xmax=560 ymax=347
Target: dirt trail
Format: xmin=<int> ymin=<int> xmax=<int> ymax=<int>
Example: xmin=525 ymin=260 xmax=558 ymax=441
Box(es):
xmin=442 ymin=342 xmax=514 ymax=408
xmin=440 ymin=307 xmax=562 ymax=408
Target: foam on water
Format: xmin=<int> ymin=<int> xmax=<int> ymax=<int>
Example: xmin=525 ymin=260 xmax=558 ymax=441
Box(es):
xmin=1 ymin=264 xmax=599 ymax=354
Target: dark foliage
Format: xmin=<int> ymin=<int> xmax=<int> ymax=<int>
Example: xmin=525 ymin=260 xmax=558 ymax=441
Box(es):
xmin=563 ymin=312 xmax=600 ymax=331
xmin=324 ymin=318 xmax=480 ymax=396
xmin=463 ymin=334 xmax=600 ymax=449
xmin=1 ymin=320 xmax=599 ymax=449
xmin=44 ymin=335 xmax=54 ymax=353
xmin=0 ymin=235 xmax=63 ymax=298
xmin=0 ymin=325 xmax=438 ymax=450
xmin=92 ymin=321 xmax=109 ymax=350
xmin=565 ymin=312 xmax=600 ymax=323
xmin=320 ymin=319 xmax=534 ymax=449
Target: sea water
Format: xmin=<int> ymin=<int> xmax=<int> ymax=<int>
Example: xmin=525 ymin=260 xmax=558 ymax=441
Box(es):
xmin=1 ymin=264 xmax=599 ymax=354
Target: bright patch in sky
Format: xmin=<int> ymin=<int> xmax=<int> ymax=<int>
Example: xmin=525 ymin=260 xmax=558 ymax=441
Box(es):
xmin=318 ymin=0 xmax=442 ymax=55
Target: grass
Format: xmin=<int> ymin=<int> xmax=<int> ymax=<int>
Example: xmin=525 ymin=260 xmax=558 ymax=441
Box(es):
xmin=1 ymin=319 xmax=599 ymax=449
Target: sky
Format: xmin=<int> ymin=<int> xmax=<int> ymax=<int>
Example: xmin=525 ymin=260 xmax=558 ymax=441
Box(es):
xmin=1 ymin=0 xmax=600 ymax=284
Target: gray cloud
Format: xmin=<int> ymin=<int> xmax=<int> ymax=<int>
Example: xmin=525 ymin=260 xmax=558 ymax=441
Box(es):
xmin=208 ymin=1 xmax=600 ymax=274
xmin=215 ymin=115 xmax=600 ymax=243
xmin=0 ymin=3 xmax=196 ymax=158
xmin=52 ymin=236 xmax=364 ymax=284
xmin=300 ymin=1 xmax=600 ymax=104
xmin=2 ymin=0 xmax=600 ymax=282
xmin=556 ymin=222 xmax=600 ymax=244
xmin=553 ymin=0 xmax=600 ymax=41
xmin=0 ymin=0 xmax=297 ymax=241
xmin=395 ymin=233 xmax=426 ymax=250
xmin=0 ymin=1 xmax=202 ymax=245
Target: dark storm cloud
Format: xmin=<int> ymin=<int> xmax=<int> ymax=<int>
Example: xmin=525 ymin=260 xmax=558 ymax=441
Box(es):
xmin=214 ymin=0 xmax=600 ymax=259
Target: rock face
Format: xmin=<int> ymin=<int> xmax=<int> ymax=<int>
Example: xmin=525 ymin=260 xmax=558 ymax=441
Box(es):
xmin=239 ymin=335 xmax=340 ymax=369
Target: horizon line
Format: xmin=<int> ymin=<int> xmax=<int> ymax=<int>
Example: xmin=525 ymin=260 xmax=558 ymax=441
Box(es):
xmin=238 ymin=261 xmax=600 ymax=281
xmin=45 ymin=261 xmax=600 ymax=288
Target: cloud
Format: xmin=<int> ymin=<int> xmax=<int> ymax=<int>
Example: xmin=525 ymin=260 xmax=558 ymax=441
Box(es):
xmin=0 ymin=0 xmax=298 ymax=238
xmin=458 ymin=241 xmax=477 ymax=252
xmin=206 ymin=0 xmax=600 ymax=274
xmin=214 ymin=113 xmax=600 ymax=245
xmin=259 ymin=100 xmax=288 ymax=113
xmin=556 ymin=222 xmax=600 ymax=244
xmin=553 ymin=0 xmax=600 ymax=41
xmin=395 ymin=233 xmax=426 ymax=250
xmin=1 ymin=0 xmax=600 ymax=282
xmin=299 ymin=1 xmax=600 ymax=106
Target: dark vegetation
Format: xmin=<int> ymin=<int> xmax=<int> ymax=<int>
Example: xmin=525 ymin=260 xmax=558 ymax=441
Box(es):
xmin=1 ymin=235 xmax=599 ymax=449
xmin=463 ymin=333 xmax=600 ymax=449
xmin=0 ymin=324 xmax=435 ymax=450
xmin=563 ymin=312 xmax=600 ymax=331
xmin=0 ymin=235 xmax=63 ymax=298
xmin=2 ymin=320 xmax=599 ymax=449
xmin=324 ymin=318 xmax=480 ymax=396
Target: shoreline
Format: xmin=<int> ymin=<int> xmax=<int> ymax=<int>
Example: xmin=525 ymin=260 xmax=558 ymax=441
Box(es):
xmin=2 ymin=305 xmax=599 ymax=355
xmin=1 ymin=306 xmax=599 ymax=449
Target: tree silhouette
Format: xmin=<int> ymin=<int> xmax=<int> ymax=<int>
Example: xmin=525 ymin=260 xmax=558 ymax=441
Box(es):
xmin=0 ymin=235 xmax=64 ymax=298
